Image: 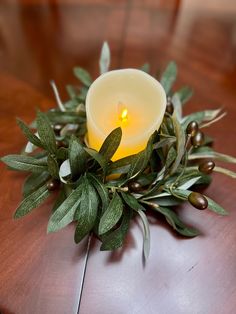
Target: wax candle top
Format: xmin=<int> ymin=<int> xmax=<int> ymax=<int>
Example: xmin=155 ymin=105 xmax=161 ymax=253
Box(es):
xmin=86 ymin=69 xmax=166 ymax=159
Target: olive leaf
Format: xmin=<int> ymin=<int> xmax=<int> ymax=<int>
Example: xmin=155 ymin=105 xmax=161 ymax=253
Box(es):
xmin=59 ymin=159 xmax=71 ymax=183
xmin=121 ymin=192 xmax=146 ymax=212
xmin=74 ymin=177 xmax=99 ymax=243
xmin=23 ymin=171 xmax=50 ymax=197
xmin=99 ymin=41 xmax=110 ymax=75
xmin=1 ymin=155 xmax=48 ymax=173
xmin=140 ymin=63 xmax=150 ymax=73
xmin=170 ymin=114 xmax=186 ymax=174
xmin=160 ymin=61 xmax=177 ymax=94
xmin=69 ymin=135 xmax=87 ymax=178
xmin=87 ymin=173 xmax=109 ymax=213
xmin=173 ymin=86 xmax=193 ymax=105
xmin=107 ymin=154 xmax=136 ymax=175
xmin=137 ymin=209 xmax=150 ymax=260
xmin=214 ymin=166 xmax=236 ymax=179
xmin=47 ymin=184 xmax=82 ymax=233
xmin=14 ymin=183 xmax=50 ymax=219
xmin=127 ymin=132 xmax=155 ymax=179
xmin=84 ymin=148 xmax=107 ymax=175
xmin=150 ymin=203 xmax=200 ymax=237
xmin=51 ymin=188 xmax=67 ymax=213
xmin=98 ymin=192 xmax=123 ymax=235
xmin=99 ymin=127 xmax=122 ymax=162
xmin=47 ymin=155 xmax=59 ymax=179
xmin=172 ymin=94 xmax=182 ymax=121
xmin=17 ymin=118 xmax=43 ymax=149
xmin=47 ymin=111 xmax=84 ymax=124
xmin=182 ymin=108 xmax=222 ymax=128
xmin=73 ymin=67 xmax=92 ymax=87
xmin=100 ymin=209 xmax=132 ymax=251
xmin=189 ymin=147 xmax=236 ymax=164
xmin=36 ymin=111 xmax=57 ymax=155
xmin=171 ymin=189 xmax=228 ymax=215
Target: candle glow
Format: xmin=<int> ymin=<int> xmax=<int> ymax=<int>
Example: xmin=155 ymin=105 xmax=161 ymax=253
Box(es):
xmin=86 ymin=69 xmax=166 ymax=160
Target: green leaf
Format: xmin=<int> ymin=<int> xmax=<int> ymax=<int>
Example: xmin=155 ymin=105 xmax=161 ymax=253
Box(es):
xmin=140 ymin=63 xmax=150 ymax=73
xmin=152 ymin=204 xmax=200 ymax=237
xmin=47 ymin=111 xmax=84 ymax=124
xmin=99 ymin=127 xmax=122 ymax=162
xmin=127 ymin=132 xmax=155 ymax=179
xmin=172 ymin=94 xmax=182 ymax=121
xmin=36 ymin=111 xmax=57 ymax=155
xmin=206 ymin=197 xmax=228 ymax=216
xmin=100 ymin=209 xmax=132 ymax=251
xmin=153 ymin=137 xmax=176 ymax=150
xmin=182 ymin=108 xmax=222 ymax=129
xmin=87 ymin=173 xmax=109 ymax=213
xmin=137 ymin=209 xmax=150 ymax=260
xmin=17 ymin=119 xmax=43 ymax=148
xmin=51 ymin=188 xmax=67 ymax=213
xmin=166 ymin=146 xmax=177 ymax=168
xmin=47 ymin=155 xmax=59 ymax=179
xmin=189 ymin=147 xmax=236 ymax=164
xmin=47 ymin=184 xmax=82 ymax=233
xmin=152 ymin=196 xmax=183 ymax=207
xmin=23 ymin=171 xmax=50 ymax=197
xmin=98 ymin=192 xmax=123 ymax=235
xmin=121 ymin=192 xmax=145 ymax=212
xmin=73 ymin=67 xmax=92 ymax=87
xmin=1 ymin=155 xmax=48 ymax=173
xmin=66 ymin=85 xmax=78 ymax=99
xmin=99 ymin=41 xmax=110 ymax=74
xmin=74 ymin=177 xmax=99 ymax=243
xmin=14 ymin=183 xmax=50 ymax=219
xmin=178 ymin=176 xmax=201 ymax=190
xmin=173 ymin=86 xmax=193 ymax=105
xmin=214 ymin=166 xmax=236 ymax=179
xmin=107 ymin=154 xmax=136 ymax=175
xmin=69 ymin=135 xmax=87 ymax=178
xmin=160 ymin=61 xmax=177 ymax=94
xmin=170 ymin=114 xmax=186 ymax=174
xmin=171 ymin=189 xmax=228 ymax=216
xmin=84 ymin=148 xmax=107 ymax=175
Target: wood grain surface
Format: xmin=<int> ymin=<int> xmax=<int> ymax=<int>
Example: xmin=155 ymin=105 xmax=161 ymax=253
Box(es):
xmin=0 ymin=1 xmax=236 ymax=314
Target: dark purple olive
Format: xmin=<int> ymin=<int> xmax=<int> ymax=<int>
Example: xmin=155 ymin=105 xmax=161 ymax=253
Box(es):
xmin=47 ymin=179 xmax=60 ymax=191
xmin=128 ymin=181 xmax=142 ymax=193
xmin=199 ymin=160 xmax=215 ymax=174
xmin=188 ymin=192 xmax=208 ymax=210
xmin=186 ymin=121 xmax=199 ymax=137
xmin=191 ymin=130 xmax=204 ymax=148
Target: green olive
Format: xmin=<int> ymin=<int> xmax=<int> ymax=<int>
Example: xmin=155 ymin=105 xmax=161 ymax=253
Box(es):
xmin=191 ymin=130 xmax=204 ymax=147
xmin=186 ymin=121 xmax=199 ymax=137
xmin=199 ymin=160 xmax=215 ymax=174
xmin=188 ymin=192 xmax=208 ymax=210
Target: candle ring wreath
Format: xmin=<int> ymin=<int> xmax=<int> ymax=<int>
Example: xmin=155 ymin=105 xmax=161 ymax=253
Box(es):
xmin=2 ymin=42 xmax=236 ymax=261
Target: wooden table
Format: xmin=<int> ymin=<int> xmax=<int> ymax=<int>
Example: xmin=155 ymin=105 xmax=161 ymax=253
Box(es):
xmin=1 ymin=1 xmax=236 ymax=313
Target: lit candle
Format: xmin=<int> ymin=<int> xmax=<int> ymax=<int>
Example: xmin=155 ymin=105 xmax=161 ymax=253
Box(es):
xmin=86 ymin=69 xmax=166 ymax=160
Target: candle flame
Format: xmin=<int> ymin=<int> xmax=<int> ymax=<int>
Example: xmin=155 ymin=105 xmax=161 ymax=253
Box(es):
xmin=120 ymin=108 xmax=128 ymax=122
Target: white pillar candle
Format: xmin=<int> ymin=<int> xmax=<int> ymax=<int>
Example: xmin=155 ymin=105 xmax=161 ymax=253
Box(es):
xmin=86 ymin=69 xmax=166 ymax=160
